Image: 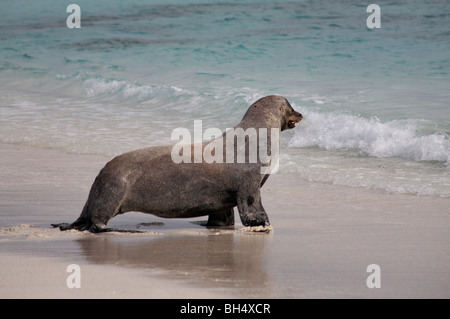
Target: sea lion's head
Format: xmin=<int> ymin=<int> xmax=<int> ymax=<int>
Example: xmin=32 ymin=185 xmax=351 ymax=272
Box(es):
xmin=244 ymin=95 xmax=302 ymax=131
xmin=278 ymin=97 xmax=303 ymax=131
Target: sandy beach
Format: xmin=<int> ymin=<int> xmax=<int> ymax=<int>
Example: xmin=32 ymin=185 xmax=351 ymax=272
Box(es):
xmin=1 ymin=142 xmax=449 ymax=299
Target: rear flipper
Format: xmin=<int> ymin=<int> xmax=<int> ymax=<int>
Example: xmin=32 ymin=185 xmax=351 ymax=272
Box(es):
xmin=51 ymin=223 xmax=73 ymax=230
xmin=89 ymin=225 xmax=143 ymax=233
xmin=52 ymin=216 xmax=88 ymax=231
xmin=51 ymin=220 xmax=143 ymax=233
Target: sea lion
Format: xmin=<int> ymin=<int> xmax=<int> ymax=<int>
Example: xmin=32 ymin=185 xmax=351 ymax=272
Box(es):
xmin=53 ymin=95 xmax=302 ymax=233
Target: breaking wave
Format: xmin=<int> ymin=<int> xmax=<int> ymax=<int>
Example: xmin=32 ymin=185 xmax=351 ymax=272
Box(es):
xmin=289 ymin=109 xmax=450 ymax=165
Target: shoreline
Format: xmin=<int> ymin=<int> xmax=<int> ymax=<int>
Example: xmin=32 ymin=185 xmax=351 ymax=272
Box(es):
xmin=1 ymin=142 xmax=449 ymax=298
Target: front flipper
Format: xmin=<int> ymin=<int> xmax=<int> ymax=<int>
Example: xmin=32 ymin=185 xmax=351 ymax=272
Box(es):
xmin=207 ymin=208 xmax=235 ymax=227
xmin=236 ymin=189 xmax=270 ymax=227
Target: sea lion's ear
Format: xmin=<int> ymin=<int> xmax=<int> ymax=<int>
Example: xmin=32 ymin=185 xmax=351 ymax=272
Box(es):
xmin=254 ymin=103 xmax=258 ymax=108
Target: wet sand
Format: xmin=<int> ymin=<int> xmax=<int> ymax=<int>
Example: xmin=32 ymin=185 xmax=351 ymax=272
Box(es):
xmin=1 ymin=143 xmax=449 ymax=298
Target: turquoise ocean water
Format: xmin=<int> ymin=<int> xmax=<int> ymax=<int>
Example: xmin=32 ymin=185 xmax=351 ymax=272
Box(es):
xmin=1 ymin=0 xmax=449 ymax=196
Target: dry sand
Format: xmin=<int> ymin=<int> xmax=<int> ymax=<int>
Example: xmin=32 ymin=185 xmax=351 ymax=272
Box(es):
xmin=1 ymin=143 xmax=449 ymax=298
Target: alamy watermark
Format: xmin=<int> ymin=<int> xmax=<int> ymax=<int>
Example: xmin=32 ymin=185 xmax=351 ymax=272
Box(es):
xmin=170 ymin=120 xmax=280 ymax=174
xmin=66 ymin=4 xmax=81 ymax=29
xmin=66 ymin=4 xmax=381 ymax=30
xmin=366 ymin=4 xmax=381 ymax=29
xmin=66 ymin=264 xmax=81 ymax=288
xmin=366 ymin=264 xmax=381 ymax=289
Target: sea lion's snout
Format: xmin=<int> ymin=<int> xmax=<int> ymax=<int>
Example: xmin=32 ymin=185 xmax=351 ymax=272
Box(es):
xmin=288 ymin=111 xmax=302 ymax=129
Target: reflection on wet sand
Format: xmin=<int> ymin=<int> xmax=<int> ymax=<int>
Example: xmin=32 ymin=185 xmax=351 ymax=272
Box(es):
xmin=76 ymin=230 xmax=276 ymax=295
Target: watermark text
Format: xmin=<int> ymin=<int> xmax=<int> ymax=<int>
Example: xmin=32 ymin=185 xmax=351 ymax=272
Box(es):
xmin=171 ymin=120 xmax=280 ymax=174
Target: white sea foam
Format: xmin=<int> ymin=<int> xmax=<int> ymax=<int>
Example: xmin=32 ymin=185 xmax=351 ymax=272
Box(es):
xmin=289 ymin=109 xmax=450 ymax=164
xmin=278 ymin=151 xmax=450 ymax=197
xmin=82 ymin=77 xmax=194 ymax=101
